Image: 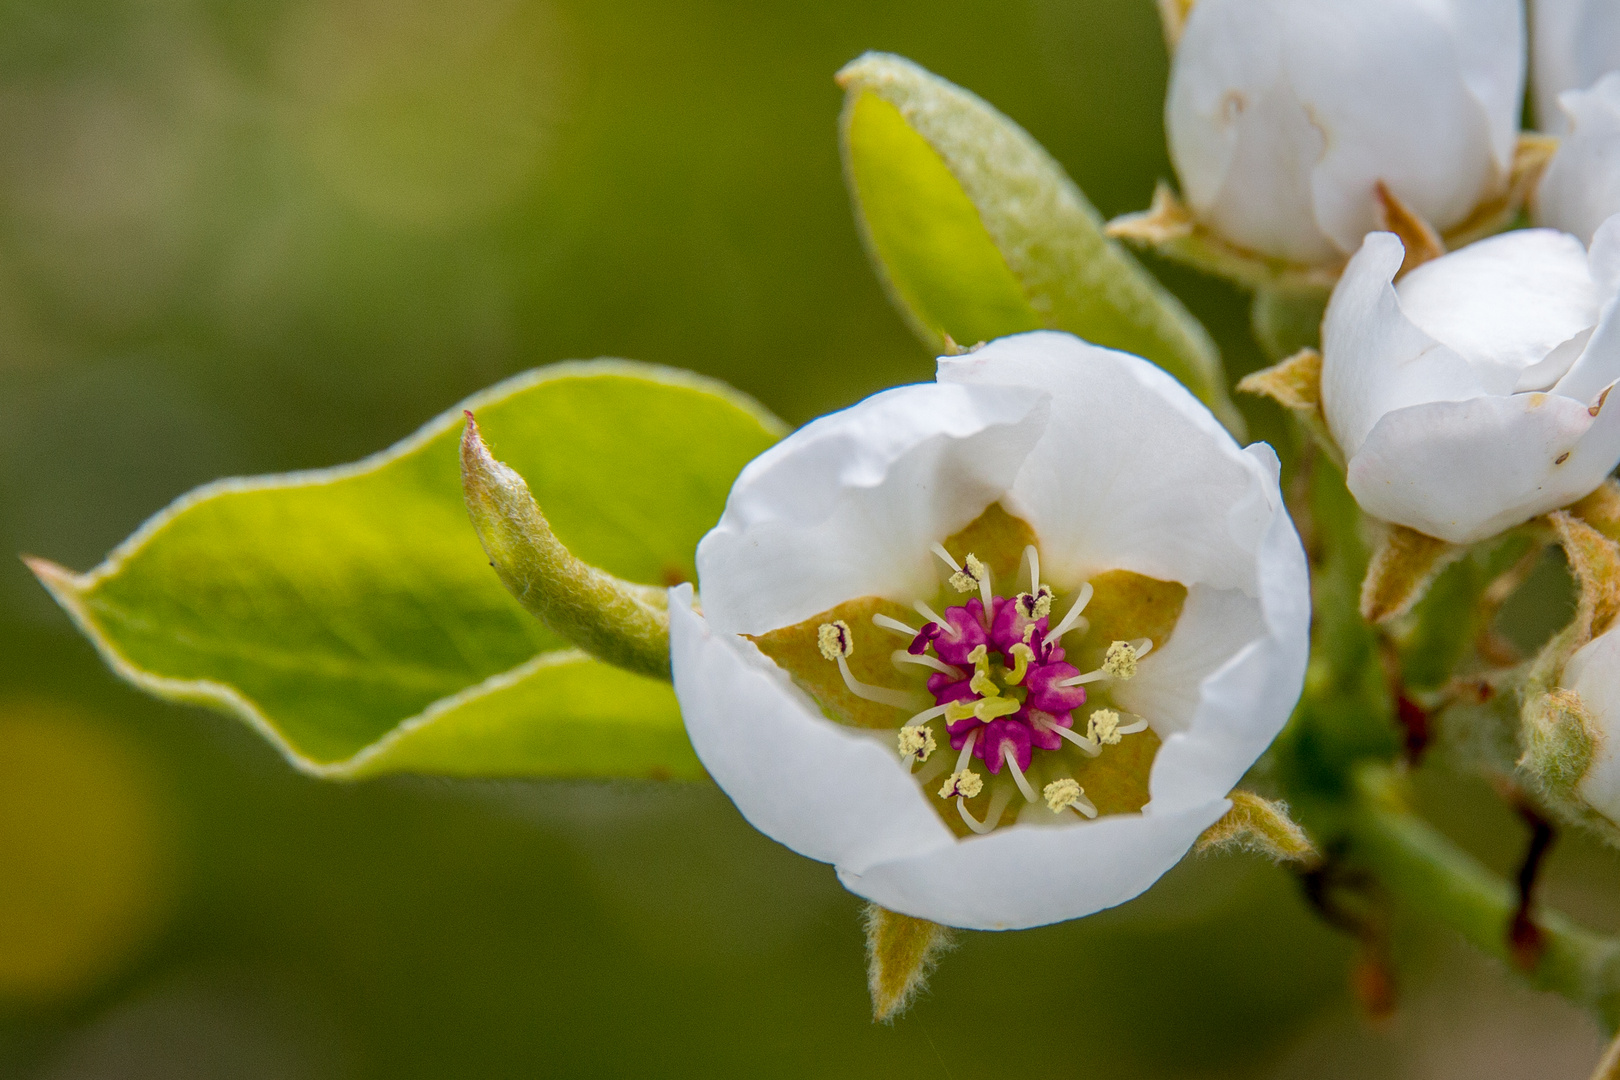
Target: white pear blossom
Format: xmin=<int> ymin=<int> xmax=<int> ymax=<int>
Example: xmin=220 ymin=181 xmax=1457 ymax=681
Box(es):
xmin=1537 ymin=72 xmax=1620 ymax=245
xmin=669 ymin=331 xmax=1310 ymax=931
xmin=1321 ymin=220 xmax=1620 ymax=544
xmin=1166 ymin=0 xmax=1524 ymax=266
xmin=1530 ymin=0 xmax=1620 ymax=132
xmin=1561 ymin=627 xmax=1620 ymax=825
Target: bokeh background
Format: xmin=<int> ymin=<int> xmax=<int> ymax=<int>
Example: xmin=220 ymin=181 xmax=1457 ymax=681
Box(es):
xmin=1 ymin=0 xmax=1614 ymax=1076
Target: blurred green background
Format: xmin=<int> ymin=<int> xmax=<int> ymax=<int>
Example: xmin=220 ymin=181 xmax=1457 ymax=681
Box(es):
xmin=0 ymin=0 xmax=1613 ymax=1076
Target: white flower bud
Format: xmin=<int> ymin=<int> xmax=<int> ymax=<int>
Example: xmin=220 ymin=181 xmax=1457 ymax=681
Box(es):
xmin=1530 ymin=0 xmax=1620 ymax=132
xmin=1166 ymin=0 xmax=1524 ymax=265
xmin=1321 ymin=220 xmax=1620 ymax=543
xmin=1537 ymin=73 xmax=1620 ymax=245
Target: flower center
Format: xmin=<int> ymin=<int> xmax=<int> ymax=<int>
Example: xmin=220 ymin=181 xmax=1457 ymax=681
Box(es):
xmin=746 ymin=503 xmax=1183 ymax=839
xmin=817 ymin=541 xmax=1153 ymax=836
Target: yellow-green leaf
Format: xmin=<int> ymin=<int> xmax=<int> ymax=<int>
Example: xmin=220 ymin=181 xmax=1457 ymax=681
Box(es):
xmin=29 ymin=361 xmax=784 ymax=780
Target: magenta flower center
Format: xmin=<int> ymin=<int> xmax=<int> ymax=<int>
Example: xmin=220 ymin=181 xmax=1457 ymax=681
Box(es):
xmin=911 ymin=590 xmax=1087 ymax=776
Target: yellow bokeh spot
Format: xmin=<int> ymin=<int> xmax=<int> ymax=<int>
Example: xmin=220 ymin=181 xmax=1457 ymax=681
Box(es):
xmin=0 ymin=700 xmax=173 ymax=1003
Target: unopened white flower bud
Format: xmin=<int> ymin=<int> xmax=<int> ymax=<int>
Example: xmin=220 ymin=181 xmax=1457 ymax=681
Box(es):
xmin=1166 ymin=0 xmax=1524 ymax=265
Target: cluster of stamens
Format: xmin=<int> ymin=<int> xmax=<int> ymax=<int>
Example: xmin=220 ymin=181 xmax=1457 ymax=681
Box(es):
xmin=816 ymin=543 xmax=1153 ymax=835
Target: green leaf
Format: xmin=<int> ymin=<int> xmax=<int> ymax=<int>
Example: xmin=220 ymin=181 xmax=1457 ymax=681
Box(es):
xmin=28 ymin=360 xmax=785 ymax=780
xmin=837 ymin=52 xmax=1243 ymax=436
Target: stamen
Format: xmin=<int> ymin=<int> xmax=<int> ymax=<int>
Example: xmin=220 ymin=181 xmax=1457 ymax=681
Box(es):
xmin=955 ymin=728 xmax=978 ymax=773
xmin=892 ymin=649 xmax=962 ymax=678
xmin=1103 ymin=640 xmax=1143 ymax=680
xmin=1043 ymin=778 xmax=1098 ymax=818
xmin=898 ymin=725 xmax=937 ymax=763
xmin=914 ymin=600 xmax=957 ymax=636
xmin=958 ymin=797 xmax=992 ymax=834
xmin=946 ymin=550 xmax=985 ymax=596
xmin=1087 ymin=708 xmax=1123 ymax=745
xmin=1023 ymin=544 xmax=1041 ymax=593
xmin=906 ymin=703 xmax=952 ymax=726
xmin=939 ymin=768 xmax=983 ymax=800
xmin=816 ymin=620 xmax=853 ymax=660
xmin=833 ymin=655 xmax=920 ymax=709
xmin=1043 ymin=582 xmax=1095 ymax=647
xmin=931 ymin=543 xmax=963 ymax=573
xmin=1003 ymin=745 xmax=1038 ymax=802
xmin=1117 ymin=717 xmax=1150 ymax=736
xmin=1033 ymin=714 xmax=1101 ymax=757
xmin=1003 ymin=643 xmax=1032 ymax=685
xmin=872 ymin=613 xmax=920 ymax=637
xmin=1014 ymin=586 xmax=1054 ymax=621
xmin=1059 ymin=640 xmax=1154 ymax=688
xmin=968 ymin=553 xmax=994 ymax=612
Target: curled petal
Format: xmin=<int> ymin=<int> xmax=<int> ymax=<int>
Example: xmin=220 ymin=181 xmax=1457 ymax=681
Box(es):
xmin=696 ymin=382 xmax=1048 ymax=636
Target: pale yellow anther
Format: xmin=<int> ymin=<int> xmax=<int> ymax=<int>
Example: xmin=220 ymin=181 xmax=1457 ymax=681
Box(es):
xmin=967 ymin=644 xmax=999 ymax=696
xmin=1044 ymin=778 xmax=1084 ymax=813
xmin=1087 ymin=709 xmax=1123 ymax=745
xmin=1103 ymin=640 xmax=1139 ymax=680
xmin=1005 ymin=642 xmax=1035 ymax=685
xmin=897 ymin=725 xmax=937 ymax=763
xmin=1015 ymin=586 xmax=1053 ymax=620
xmin=817 ymin=620 xmax=854 ymax=661
xmin=949 ymin=553 xmax=988 ymax=594
xmin=940 ymin=769 xmax=983 ymax=800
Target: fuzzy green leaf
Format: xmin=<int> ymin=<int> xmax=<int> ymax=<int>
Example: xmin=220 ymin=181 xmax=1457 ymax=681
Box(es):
xmin=29 ymin=361 xmax=785 ymax=779
xmin=837 ymin=52 xmax=1243 ymax=435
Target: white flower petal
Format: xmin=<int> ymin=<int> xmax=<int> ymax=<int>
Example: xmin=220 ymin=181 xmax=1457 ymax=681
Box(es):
xmin=938 ymin=331 xmax=1273 ymax=594
xmin=1394 ymin=228 xmax=1605 ymax=393
xmin=695 ymin=381 xmax=1048 ymax=636
xmin=1551 ymin=290 xmax=1620 ymax=404
xmin=1566 ymin=627 xmax=1620 ymax=825
xmin=1321 ymin=232 xmax=1483 ymax=459
xmin=1137 ymin=467 xmax=1311 ymax=811
xmin=1537 ymin=74 xmax=1620 ymax=246
xmin=1347 ymin=391 xmax=1620 ymax=544
xmin=836 ymin=799 xmax=1229 ymax=931
xmin=1530 ymin=0 xmax=1620 ymax=132
xmin=668 ymin=586 xmax=955 ymax=871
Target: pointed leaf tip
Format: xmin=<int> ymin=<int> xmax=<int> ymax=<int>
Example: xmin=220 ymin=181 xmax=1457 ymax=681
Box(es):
xmin=864 ymin=904 xmax=954 ymax=1022
xmin=460 ymin=413 xmax=673 ymax=680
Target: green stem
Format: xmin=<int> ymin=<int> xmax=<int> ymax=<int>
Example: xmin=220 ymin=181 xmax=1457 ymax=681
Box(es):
xmin=1349 ymin=764 xmax=1620 ymax=1030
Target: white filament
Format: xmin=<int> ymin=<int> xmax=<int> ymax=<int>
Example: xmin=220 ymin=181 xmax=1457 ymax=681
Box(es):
xmin=1035 ymin=715 xmax=1101 ymax=757
xmin=1043 ymin=582 xmax=1095 ymax=647
xmin=931 ymin=543 xmax=963 ymax=573
xmin=1003 ymin=745 xmax=1038 ymax=803
xmin=892 ymin=650 xmax=962 ymax=678
xmin=834 ymin=655 xmax=919 ymax=710
xmin=872 ymin=613 xmax=921 ymax=638
xmin=1023 ymin=545 xmax=1041 ymax=594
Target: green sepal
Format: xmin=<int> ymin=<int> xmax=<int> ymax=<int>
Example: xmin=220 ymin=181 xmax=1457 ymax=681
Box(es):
xmin=836 ymin=52 xmax=1243 ymax=436
xmin=28 ymin=360 xmax=784 ymax=779
xmin=461 ymin=414 xmax=670 ymax=680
